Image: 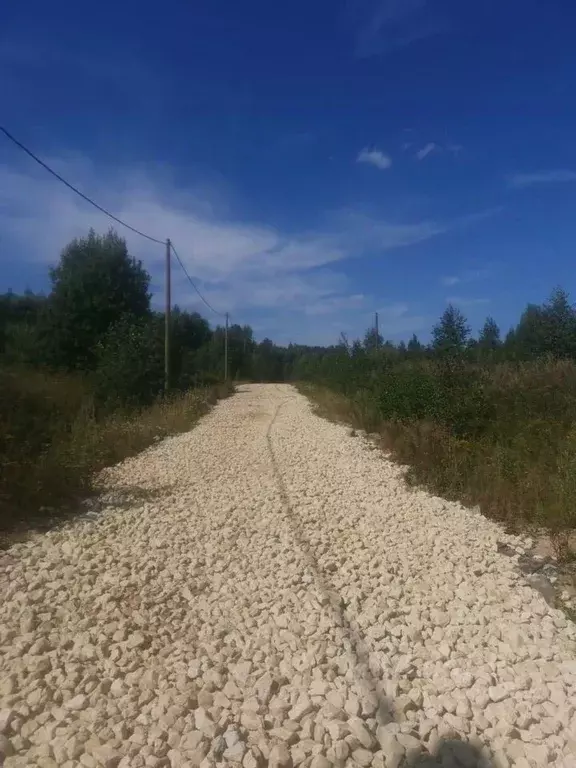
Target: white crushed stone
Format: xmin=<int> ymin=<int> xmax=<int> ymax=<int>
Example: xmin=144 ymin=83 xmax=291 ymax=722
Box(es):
xmin=1 ymin=383 xmax=576 ymax=768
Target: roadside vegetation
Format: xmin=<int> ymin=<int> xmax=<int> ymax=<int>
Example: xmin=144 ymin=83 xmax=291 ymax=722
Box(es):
xmin=291 ymin=292 xmax=576 ymax=559
xmin=3 ymin=227 xmax=576 ymax=560
xmin=0 ymin=230 xmax=238 ymax=539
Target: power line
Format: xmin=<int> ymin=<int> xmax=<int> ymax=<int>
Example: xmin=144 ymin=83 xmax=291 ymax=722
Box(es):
xmin=170 ymin=241 xmax=226 ymax=317
xmin=0 ymin=125 xmax=165 ymax=245
xmin=1 ymin=125 xmax=236 ymax=385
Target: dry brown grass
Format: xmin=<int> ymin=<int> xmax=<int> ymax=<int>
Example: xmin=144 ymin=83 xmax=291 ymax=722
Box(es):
xmin=298 ymin=368 xmax=576 ymax=561
xmin=0 ymin=367 xmax=233 ymax=543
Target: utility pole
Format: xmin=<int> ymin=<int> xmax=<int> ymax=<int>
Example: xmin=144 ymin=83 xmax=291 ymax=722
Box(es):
xmin=224 ymin=312 xmax=229 ymax=381
xmin=164 ymin=238 xmax=171 ymax=393
xmin=375 ymin=311 xmax=379 ymax=351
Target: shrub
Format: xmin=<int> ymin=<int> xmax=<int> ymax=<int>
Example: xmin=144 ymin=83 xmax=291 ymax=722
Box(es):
xmin=299 ymin=357 xmax=576 ymax=539
xmin=0 ymin=365 xmax=233 ymax=542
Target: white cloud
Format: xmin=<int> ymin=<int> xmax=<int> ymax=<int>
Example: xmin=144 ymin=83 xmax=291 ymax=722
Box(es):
xmin=440 ymin=268 xmax=491 ymax=288
xmin=352 ymin=0 xmax=448 ymax=58
xmin=416 ymin=142 xmax=439 ymax=161
xmin=357 ymin=147 xmax=392 ymax=170
xmin=446 ymin=296 xmax=490 ymax=308
xmin=0 ymin=152 xmax=494 ymax=343
xmin=507 ymin=170 xmax=576 ymax=188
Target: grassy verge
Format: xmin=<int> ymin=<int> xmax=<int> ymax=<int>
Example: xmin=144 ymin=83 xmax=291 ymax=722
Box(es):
xmin=297 ymin=372 xmax=576 ymax=561
xmin=0 ymin=367 xmax=234 ymax=544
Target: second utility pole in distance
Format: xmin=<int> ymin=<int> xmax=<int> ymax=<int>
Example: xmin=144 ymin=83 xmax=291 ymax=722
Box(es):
xmin=224 ymin=312 xmax=229 ymax=381
xmin=165 ymin=238 xmax=171 ymax=392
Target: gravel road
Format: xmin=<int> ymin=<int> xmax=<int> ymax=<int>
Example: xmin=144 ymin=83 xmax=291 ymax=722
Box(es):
xmin=1 ymin=384 xmax=576 ymax=768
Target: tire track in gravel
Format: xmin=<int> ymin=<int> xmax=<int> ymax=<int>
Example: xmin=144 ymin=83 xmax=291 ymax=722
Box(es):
xmin=263 ymin=385 xmax=576 ymax=768
xmin=263 ymin=391 xmax=496 ymax=768
xmin=264 ymin=396 xmax=395 ymax=729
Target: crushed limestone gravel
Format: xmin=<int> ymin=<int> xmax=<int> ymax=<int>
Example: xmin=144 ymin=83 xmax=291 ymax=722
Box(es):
xmin=1 ymin=384 xmax=576 ymax=768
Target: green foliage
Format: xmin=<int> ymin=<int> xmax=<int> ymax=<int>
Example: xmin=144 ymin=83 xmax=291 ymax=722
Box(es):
xmin=301 ymin=359 xmax=576 ymax=535
xmin=432 ymin=304 xmax=470 ymax=357
xmin=407 ymin=334 xmax=423 ymax=356
xmin=93 ymin=314 xmax=164 ymax=409
xmin=42 ymin=229 xmax=151 ymax=370
xmin=363 ymin=326 xmax=383 ymax=352
xmin=512 ymin=288 xmax=576 ymax=361
xmin=294 ymin=291 xmax=576 ymax=538
xmin=252 ymin=338 xmax=284 ymax=382
xmin=0 ymin=366 xmax=233 ymax=538
xmin=170 ymin=308 xmax=212 ymax=388
xmin=478 ymin=316 xmax=501 ymax=360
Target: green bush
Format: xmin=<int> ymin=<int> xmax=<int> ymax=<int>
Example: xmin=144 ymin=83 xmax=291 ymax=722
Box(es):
xmin=300 ymin=358 xmax=576 ymax=545
xmin=0 ymin=365 xmax=233 ymax=542
xmin=93 ymin=314 xmax=164 ymax=409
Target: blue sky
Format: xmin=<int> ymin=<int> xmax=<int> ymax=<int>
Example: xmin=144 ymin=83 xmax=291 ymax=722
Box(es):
xmin=2 ymin=0 xmax=576 ymax=345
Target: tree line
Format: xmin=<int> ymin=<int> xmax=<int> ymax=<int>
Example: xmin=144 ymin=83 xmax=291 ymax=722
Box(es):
xmin=3 ymin=227 xmax=576 ymax=541
xmin=0 ymin=230 xmax=292 ymax=407
xmin=2 ymin=228 xmax=576 ymax=402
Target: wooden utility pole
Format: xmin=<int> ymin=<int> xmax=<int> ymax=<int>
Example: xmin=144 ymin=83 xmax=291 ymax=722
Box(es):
xmin=224 ymin=312 xmax=229 ymax=381
xmin=164 ymin=238 xmax=171 ymax=392
xmin=375 ymin=311 xmax=379 ymax=351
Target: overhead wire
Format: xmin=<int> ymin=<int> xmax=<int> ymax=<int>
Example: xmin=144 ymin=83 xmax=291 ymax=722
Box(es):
xmin=170 ymin=241 xmax=226 ymax=318
xmin=0 ymin=124 xmax=232 ymax=324
xmin=0 ymin=125 xmax=165 ymax=245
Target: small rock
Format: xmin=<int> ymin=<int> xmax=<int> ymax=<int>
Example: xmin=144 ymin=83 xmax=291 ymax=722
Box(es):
xmin=241 ymin=712 xmax=263 ymax=731
xmin=126 ymin=631 xmax=147 ymax=649
xmin=224 ymin=741 xmax=246 ymax=763
xmin=0 ymin=734 xmax=14 ymax=760
xmin=347 ymin=717 xmax=373 ymax=749
xmin=288 ymin=694 xmax=313 ymax=722
xmin=92 ymin=745 xmax=122 ymax=768
xmin=351 ymin=748 xmax=373 ymax=767
xmin=397 ymin=733 xmax=422 ymax=761
xmin=488 ymin=685 xmax=509 ymax=703
xmin=254 ymin=672 xmax=276 ymax=704
xmin=65 ymin=694 xmax=89 ymax=711
xmin=0 ymin=710 xmax=15 ymax=735
xmin=375 ymin=730 xmax=404 ymax=768
xmin=269 ymin=743 xmax=293 ymax=768
xmin=224 ymin=729 xmax=241 ymax=748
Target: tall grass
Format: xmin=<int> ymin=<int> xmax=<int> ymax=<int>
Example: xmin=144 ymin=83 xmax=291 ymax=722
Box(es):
xmin=0 ymin=366 xmax=233 ymax=541
xmin=300 ymin=359 xmax=576 ymax=558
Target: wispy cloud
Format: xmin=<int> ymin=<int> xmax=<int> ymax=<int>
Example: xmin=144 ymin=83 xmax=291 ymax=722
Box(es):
xmin=414 ymin=141 xmax=462 ymax=161
xmin=440 ymin=269 xmax=489 ymax=287
xmin=441 ymin=276 xmax=460 ymax=287
xmin=507 ymin=170 xmax=576 ymax=189
xmin=351 ymin=0 xmax=448 ymax=58
xmin=415 ymin=142 xmax=439 ymax=161
xmin=357 ymin=147 xmax=392 ymax=170
xmin=0 ymin=152 xmax=494 ymax=342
